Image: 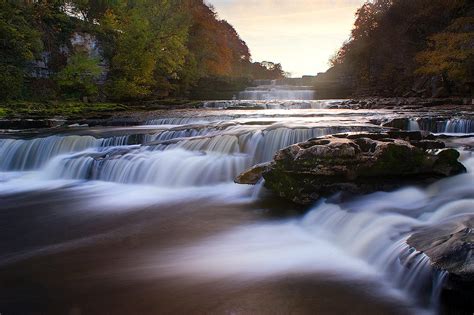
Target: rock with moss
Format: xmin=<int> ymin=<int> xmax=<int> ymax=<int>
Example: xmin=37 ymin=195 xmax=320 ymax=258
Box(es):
xmin=236 ymin=131 xmax=466 ymax=204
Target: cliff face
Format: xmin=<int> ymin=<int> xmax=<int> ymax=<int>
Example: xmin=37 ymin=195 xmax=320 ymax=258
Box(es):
xmin=28 ymin=32 xmax=108 ymax=84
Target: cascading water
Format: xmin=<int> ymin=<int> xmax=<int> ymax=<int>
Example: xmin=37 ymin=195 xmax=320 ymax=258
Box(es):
xmin=407 ymin=117 xmax=474 ymax=134
xmin=0 ymin=106 xmax=472 ymax=314
xmin=238 ymin=81 xmax=316 ymax=101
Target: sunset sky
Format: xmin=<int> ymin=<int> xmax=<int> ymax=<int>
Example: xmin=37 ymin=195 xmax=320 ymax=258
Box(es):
xmin=209 ymin=0 xmax=365 ymax=77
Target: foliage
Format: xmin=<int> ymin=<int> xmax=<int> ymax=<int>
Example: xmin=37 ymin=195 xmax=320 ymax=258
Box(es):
xmin=248 ymin=61 xmax=285 ymax=80
xmin=416 ymin=17 xmax=474 ymax=85
xmin=0 ymin=100 xmax=127 ymax=118
xmin=0 ymin=0 xmax=286 ymax=103
xmin=56 ymin=52 xmax=102 ymax=98
xmin=331 ymin=0 xmax=473 ymax=96
xmin=0 ymin=1 xmax=42 ymax=99
xmin=105 ymin=0 xmax=189 ymax=100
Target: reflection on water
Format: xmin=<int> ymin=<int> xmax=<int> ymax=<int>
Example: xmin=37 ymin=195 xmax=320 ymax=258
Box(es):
xmin=0 ymin=107 xmax=472 ymax=314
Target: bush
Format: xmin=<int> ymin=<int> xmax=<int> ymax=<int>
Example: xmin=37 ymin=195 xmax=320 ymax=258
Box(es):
xmin=55 ymin=52 xmax=102 ymax=99
xmin=0 ymin=65 xmax=24 ymax=100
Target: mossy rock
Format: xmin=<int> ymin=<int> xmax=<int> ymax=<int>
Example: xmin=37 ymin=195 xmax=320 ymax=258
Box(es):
xmin=236 ymin=131 xmax=466 ymax=205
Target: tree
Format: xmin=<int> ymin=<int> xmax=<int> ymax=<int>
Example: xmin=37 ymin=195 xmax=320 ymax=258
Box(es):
xmin=329 ymin=0 xmax=472 ymax=96
xmin=416 ymin=17 xmax=474 ymax=91
xmin=0 ymin=1 xmax=42 ymax=100
xmin=105 ymin=0 xmax=189 ymax=100
xmin=55 ymin=52 xmax=102 ymax=98
xmin=0 ymin=0 xmax=285 ymax=102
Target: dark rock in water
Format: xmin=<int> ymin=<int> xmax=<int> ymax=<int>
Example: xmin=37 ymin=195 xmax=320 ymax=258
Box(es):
xmin=382 ymin=118 xmax=413 ymax=130
xmin=407 ymin=216 xmax=474 ymax=282
xmin=236 ymin=131 xmax=466 ymax=204
xmin=234 ymin=162 xmax=270 ymax=185
xmin=0 ymin=119 xmax=66 ymax=129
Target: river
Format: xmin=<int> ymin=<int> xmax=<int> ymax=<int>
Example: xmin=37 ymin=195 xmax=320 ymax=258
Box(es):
xmin=0 ymin=101 xmax=473 ymax=314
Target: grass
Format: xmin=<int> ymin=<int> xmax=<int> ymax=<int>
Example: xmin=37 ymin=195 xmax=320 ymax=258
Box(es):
xmin=0 ymin=100 xmax=129 ymax=119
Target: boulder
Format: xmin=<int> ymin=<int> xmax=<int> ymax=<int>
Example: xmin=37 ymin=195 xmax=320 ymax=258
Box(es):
xmin=407 ymin=216 xmax=474 ymax=282
xmin=236 ymin=131 xmax=466 ymax=204
xmin=234 ymin=162 xmax=270 ymax=185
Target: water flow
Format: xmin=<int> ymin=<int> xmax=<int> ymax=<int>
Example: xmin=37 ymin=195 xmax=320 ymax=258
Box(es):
xmin=1 ymin=118 xmax=376 ymax=185
xmin=0 ymin=136 xmax=103 ymax=170
xmin=156 ymin=161 xmax=473 ymax=312
xmin=0 ymin=107 xmax=472 ymax=314
xmin=408 ymin=118 xmax=474 ymax=134
xmin=238 ymin=81 xmax=316 ymax=100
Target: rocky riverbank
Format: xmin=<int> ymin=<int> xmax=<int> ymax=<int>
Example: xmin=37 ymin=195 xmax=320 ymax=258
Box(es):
xmin=0 ymin=98 xmax=472 ymax=131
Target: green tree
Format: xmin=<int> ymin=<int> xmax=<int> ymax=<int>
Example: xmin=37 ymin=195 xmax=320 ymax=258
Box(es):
xmin=56 ymin=52 xmax=102 ymax=98
xmin=105 ymin=0 xmax=189 ymax=100
xmin=0 ymin=1 xmax=42 ymax=100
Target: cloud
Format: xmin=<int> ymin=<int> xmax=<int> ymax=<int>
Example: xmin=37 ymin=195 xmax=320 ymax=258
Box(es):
xmin=209 ymin=0 xmax=364 ymax=76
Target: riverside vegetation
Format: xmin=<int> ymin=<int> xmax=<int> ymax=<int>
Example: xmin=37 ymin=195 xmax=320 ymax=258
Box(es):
xmin=1 ymin=0 xmax=473 ymax=120
xmin=0 ymin=0 xmax=286 ymax=117
xmin=319 ymin=0 xmax=474 ymax=98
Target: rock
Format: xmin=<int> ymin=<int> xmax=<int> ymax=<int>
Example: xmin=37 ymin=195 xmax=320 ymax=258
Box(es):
xmin=382 ymin=118 xmax=409 ymax=130
xmin=433 ymin=86 xmax=448 ymax=98
xmin=0 ymin=119 xmax=66 ymax=129
xmin=236 ymin=131 xmax=466 ymax=204
xmin=234 ymin=162 xmax=270 ymax=185
xmin=409 ymin=139 xmax=445 ymax=150
xmin=407 ymin=216 xmax=474 ymax=282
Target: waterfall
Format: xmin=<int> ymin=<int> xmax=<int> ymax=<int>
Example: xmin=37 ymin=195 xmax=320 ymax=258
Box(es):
xmin=1 ymin=107 xmax=472 ymax=314
xmin=238 ymin=82 xmax=316 ymax=100
xmin=444 ymin=118 xmax=474 ymax=133
xmin=153 ymin=126 xmax=370 ymax=163
xmin=408 ymin=119 xmax=420 ymax=131
xmin=157 ymin=165 xmax=473 ymax=311
xmin=202 ymin=100 xmax=335 ymax=109
xmin=408 ymin=118 xmax=474 ymax=134
xmin=0 ymin=135 xmax=135 ymax=171
xmin=42 ymin=148 xmax=249 ymax=187
xmin=146 ymin=116 xmax=235 ymax=125
xmin=0 ymin=123 xmax=377 ymax=187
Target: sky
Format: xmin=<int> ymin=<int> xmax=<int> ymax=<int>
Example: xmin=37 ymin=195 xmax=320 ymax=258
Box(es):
xmin=208 ymin=0 xmax=365 ymax=77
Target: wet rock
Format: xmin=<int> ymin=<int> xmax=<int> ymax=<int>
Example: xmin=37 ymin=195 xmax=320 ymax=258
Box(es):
xmin=409 ymin=140 xmax=445 ymax=150
xmin=234 ymin=162 xmax=270 ymax=185
xmin=407 ymin=216 xmax=474 ymax=282
xmin=382 ymin=118 xmax=410 ymax=130
xmin=0 ymin=119 xmax=66 ymax=130
xmin=237 ymin=131 xmax=466 ymax=204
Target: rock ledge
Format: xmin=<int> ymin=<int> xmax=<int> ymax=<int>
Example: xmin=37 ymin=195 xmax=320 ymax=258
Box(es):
xmin=236 ymin=131 xmax=466 ymax=204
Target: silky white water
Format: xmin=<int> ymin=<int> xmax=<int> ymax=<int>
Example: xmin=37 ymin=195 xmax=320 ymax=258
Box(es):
xmin=237 ymin=82 xmax=316 ymax=101
xmin=0 ymin=107 xmax=472 ymax=314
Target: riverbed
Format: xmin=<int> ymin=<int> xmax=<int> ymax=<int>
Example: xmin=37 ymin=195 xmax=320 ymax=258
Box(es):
xmin=0 ymin=104 xmax=473 ymax=314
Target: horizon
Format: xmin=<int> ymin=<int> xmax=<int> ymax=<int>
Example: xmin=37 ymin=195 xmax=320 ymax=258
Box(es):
xmin=210 ymin=0 xmax=365 ymax=77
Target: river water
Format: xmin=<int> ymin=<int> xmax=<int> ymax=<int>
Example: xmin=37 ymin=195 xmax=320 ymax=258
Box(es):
xmin=0 ymin=104 xmax=473 ymax=314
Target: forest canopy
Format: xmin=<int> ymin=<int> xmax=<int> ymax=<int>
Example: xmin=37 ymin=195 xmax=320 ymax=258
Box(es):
xmin=330 ymin=0 xmax=474 ymax=97
xmin=0 ymin=0 xmax=286 ymax=102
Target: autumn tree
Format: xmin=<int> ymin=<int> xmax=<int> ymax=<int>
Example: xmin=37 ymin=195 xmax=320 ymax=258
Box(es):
xmin=330 ymin=0 xmax=472 ymax=96
xmin=416 ymin=17 xmax=474 ymax=94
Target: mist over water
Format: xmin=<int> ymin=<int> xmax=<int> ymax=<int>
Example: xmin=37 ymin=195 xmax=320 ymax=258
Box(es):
xmin=0 ymin=105 xmax=473 ymax=314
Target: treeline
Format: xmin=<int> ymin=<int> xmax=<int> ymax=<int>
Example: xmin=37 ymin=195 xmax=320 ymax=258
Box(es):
xmin=330 ymin=0 xmax=474 ymax=97
xmin=0 ymin=0 xmax=285 ymax=102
